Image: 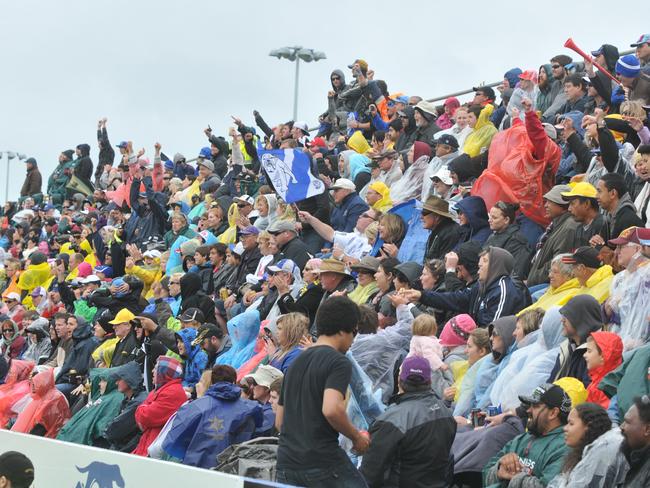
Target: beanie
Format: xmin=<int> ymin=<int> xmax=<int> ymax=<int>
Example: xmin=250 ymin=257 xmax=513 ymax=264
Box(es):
xmin=439 ymin=314 xmax=477 ymax=347
xmin=615 ymin=55 xmax=641 ymax=78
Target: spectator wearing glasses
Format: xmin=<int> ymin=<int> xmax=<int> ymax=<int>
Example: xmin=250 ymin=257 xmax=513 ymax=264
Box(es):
xmin=267 ymin=220 xmax=311 ymax=271
xmin=631 ymin=34 xmax=650 ymax=72
xmin=394 ymin=106 xmax=417 ymax=153
xmin=328 ymin=178 xmax=369 ymax=233
xmin=542 ymin=54 xmax=572 ymax=123
xmin=3 ymin=292 xmax=25 ymax=325
xmin=0 ymin=319 xmax=25 ymax=359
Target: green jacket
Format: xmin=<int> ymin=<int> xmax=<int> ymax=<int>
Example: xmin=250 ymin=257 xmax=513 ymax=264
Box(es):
xmin=164 ymin=224 xmax=197 ymax=249
xmin=483 ymin=426 xmax=568 ymax=488
xmin=47 ymin=160 xmax=73 ymax=198
xmin=599 ymin=343 xmax=650 ymax=420
xmin=56 ymin=367 xmax=124 ymax=446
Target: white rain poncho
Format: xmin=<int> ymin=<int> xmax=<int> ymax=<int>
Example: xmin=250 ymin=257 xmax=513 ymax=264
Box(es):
xmin=390 ymin=155 xmax=429 ymax=204
xmin=607 ymin=252 xmax=650 ymax=351
xmin=349 ymin=304 xmax=414 ymax=403
xmin=453 ymin=354 xmax=490 ymax=417
xmin=489 ymin=329 xmax=541 ymax=410
xmin=500 ymin=307 xmax=566 ymax=408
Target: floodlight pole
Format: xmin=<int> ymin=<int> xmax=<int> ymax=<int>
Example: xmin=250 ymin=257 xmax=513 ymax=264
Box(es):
xmin=293 ymin=58 xmax=300 ymax=121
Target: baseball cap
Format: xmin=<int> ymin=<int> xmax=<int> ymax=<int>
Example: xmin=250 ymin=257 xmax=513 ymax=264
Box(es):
xmin=347 ymin=59 xmax=368 ymax=72
xmin=293 ymin=121 xmax=309 ymax=134
xmin=234 ymin=195 xmax=254 ymax=206
xmin=179 ymin=308 xmax=205 ymax=323
xmin=0 ymin=451 xmax=35 ymax=488
xmin=267 ymin=258 xmax=297 ymax=274
xmin=330 ymin=178 xmax=356 ymax=191
xmin=608 ymin=226 xmax=641 ymax=246
xmin=472 ymin=85 xmax=496 ymax=100
xmin=94 ymin=265 xmax=113 ymax=278
xmin=109 ymin=308 xmax=136 ymax=325
xmin=267 ymin=220 xmax=296 ymax=235
xmin=240 ymin=225 xmax=260 ymax=236
xmin=116 ymin=141 xmax=129 ymax=149
xmin=637 ymin=227 xmax=650 ymax=245
xmin=591 ymin=45 xmax=606 ymax=57
xmin=395 ymin=95 xmax=409 ymax=105
xmin=631 ymin=34 xmax=650 ymax=47
xmin=198 ymin=147 xmax=212 ymax=159
xmin=80 ymin=275 xmax=101 ymax=285
xmin=4 ymin=292 xmax=21 ymax=302
xmin=435 ymin=134 xmax=459 ymax=150
xmin=143 ymin=249 xmax=162 ymax=259
xmin=197 ymin=159 xmax=215 ymax=172
xmin=561 ymin=246 xmax=602 ymax=268
xmin=519 ymin=69 xmax=538 ymax=83
xmin=430 ymin=167 xmax=453 ymax=185
xmin=30 ymin=286 xmax=46 ymax=298
xmin=399 ymin=356 xmax=431 ymax=384
xmin=244 ymin=364 xmax=284 ymax=388
xmin=543 ymin=185 xmax=571 ymax=205
xmin=518 ymin=383 xmax=572 ymax=416
xmin=561 ymin=182 xmax=597 ymax=199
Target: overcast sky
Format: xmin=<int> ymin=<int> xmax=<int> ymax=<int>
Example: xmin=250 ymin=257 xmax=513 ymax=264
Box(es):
xmin=0 ymin=0 xmax=647 ymax=201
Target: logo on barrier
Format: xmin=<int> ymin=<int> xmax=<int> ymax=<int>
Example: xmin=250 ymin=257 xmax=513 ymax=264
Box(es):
xmin=75 ymin=462 xmax=125 ymax=488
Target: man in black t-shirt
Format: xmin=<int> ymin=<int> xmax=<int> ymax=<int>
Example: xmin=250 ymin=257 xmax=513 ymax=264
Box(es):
xmin=276 ymin=296 xmax=370 ymax=487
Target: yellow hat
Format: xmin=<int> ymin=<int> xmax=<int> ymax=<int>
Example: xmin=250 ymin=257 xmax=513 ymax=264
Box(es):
xmin=561 ymin=182 xmax=597 ymax=199
xmin=109 ymin=308 xmax=136 ymax=325
xmin=554 ymin=377 xmax=588 ymax=408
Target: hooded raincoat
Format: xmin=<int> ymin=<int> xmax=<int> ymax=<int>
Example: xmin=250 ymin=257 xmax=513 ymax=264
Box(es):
xmin=55 ymin=317 xmax=99 ymax=383
xmin=462 ymin=105 xmax=497 ymax=157
xmin=174 ymin=328 xmax=208 ymax=389
xmin=0 ymin=320 xmax=25 ymax=360
xmin=162 ymin=381 xmax=263 ymax=469
xmin=215 ymin=310 xmax=261 ymax=371
xmin=0 ymin=359 xmax=34 ymax=428
xmin=253 ymin=194 xmax=278 ymax=231
xmin=179 ymin=272 xmax=216 ymax=325
xmin=21 ymin=318 xmax=52 ymax=364
xmin=455 ymin=196 xmax=491 ymax=246
xmin=133 ymin=356 xmax=187 ymax=456
xmin=11 ymin=368 xmax=70 ymax=438
xmin=367 ymin=181 xmax=393 ymax=213
xmin=586 ymin=331 xmax=622 ymax=408
xmin=57 ymin=367 xmax=125 ymax=445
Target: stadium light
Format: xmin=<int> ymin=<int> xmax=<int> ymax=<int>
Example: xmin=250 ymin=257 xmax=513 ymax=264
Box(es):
xmin=268 ymin=46 xmax=327 ymax=121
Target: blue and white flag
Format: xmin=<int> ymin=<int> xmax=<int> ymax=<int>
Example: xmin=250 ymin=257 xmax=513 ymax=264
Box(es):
xmin=259 ymin=149 xmax=325 ymax=203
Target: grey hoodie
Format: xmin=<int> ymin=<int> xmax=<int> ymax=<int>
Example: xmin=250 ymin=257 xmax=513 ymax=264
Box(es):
xmin=490 ymin=315 xmax=517 ymax=361
xmin=481 ymin=247 xmax=514 ymax=294
xmin=22 ymin=318 xmax=52 ymax=364
xmin=559 ymin=294 xmax=603 ymax=343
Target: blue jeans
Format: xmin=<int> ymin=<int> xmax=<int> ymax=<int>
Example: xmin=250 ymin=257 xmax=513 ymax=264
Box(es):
xmin=276 ymin=459 xmax=368 ymax=488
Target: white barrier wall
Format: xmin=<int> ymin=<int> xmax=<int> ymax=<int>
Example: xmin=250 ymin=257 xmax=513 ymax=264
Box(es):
xmin=0 ymin=430 xmax=288 ymax=487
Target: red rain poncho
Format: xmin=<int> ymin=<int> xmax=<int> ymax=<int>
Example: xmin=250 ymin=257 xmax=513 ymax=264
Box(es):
xmin=0 ymin=360 xmax=34 ymax=428
xmin=11 ymin=368 xmax=70 ymax=438
xmin=587 ymin=331 xmax=623 ymax=408
xmin=472 ymin=112 xmax=560 ymax=227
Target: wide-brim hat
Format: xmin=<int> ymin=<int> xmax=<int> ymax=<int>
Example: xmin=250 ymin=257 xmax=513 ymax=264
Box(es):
xmin=319 ymin=258 xmax=351 ymax=276
xmin=350 ymin=256 xmax=380 ymax=273
xmin=422 ymin=195 xmax=453 ymax=219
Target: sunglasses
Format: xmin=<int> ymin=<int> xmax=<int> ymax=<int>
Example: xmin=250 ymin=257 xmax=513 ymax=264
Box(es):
xmin=237 ymin=203 xmax=248 ymax=208
xmin=331 ymin=76 xmax=341 ymax=81
xmin=421 ymin=210 xmax=433 ymax=217
xmin=169 ymin=281 xmax=180 ymax=285
xmin=2 ymin=329 xmax=13 ymax=333
xmin=551 ymin=64 xmax=562 ymax=69
xmin=360 ymin=213 xmax=376 ymax=221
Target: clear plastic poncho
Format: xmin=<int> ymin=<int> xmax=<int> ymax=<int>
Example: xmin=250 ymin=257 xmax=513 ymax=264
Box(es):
xmin=390 ymin=155 xmax=429 ymax=204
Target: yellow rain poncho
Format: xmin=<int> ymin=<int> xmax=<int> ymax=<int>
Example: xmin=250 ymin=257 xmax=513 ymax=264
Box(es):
xmin=218 ymin=202 xmax=239 ymax=244
xmin=462 ymin=104 xmax=497 ymax=157
xmin=17 ymin=262 xmax=52 ymax=294
xmin=347 ymin=130 xmax=371 ymax=154
xmin=368 ymin=182 xmax=393 ymax=213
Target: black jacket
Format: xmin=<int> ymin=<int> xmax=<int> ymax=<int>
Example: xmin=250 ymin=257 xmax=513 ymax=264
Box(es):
xmin=425 ymin=219 xmax=461 ymax=261
xmin=278 ymin=284 xmax=325 ymax=326
xmin=483 ymin=225 xmax=532 ymax=279
xmin=360 ymin=390 xmax=456 ymax=488
xmin=111 ymin=329 xmax=142 ymax=367
xmin=180 ymin=272 xmax=217 ymax=324
xmin=56 ymin=320 xmax=98 ymax=383
xmin=125 ymin=177 xmax=168 ymax=247
xmin=232 ymin=246 xmax=262 ymax=292
xmin=278 ymin=237 xmax=312 ymax=271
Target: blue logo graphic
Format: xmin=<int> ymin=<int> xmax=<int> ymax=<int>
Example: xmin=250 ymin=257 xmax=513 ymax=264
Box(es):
xmin=75 ymin=462 xmax=125 ymax=488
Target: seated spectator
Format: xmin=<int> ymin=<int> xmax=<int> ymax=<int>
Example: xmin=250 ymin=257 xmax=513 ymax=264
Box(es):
xmin=520 ymin=254 xmax=579 ymax=313
xmin=527 ymin=185 xmax=579 ymax=287
xmin=584 ymin=332 xmax=623 ymax=409
xmin=20 ymin=318 xmax=52 ymax=364
xmin=267 ymin=220 xmax=311 ymax=271
xmin=483 ymin=383 xmax=571 ymax=487
xmin=549 ymin=295 xmax=604 ymax=387
xmin=267 ymin=312 xmax=308 ymax=374
xmin=55 ymin=315 xmax=98 ymax=398
xmin=215 ymin=310 xmax=261 ymax=370
xmin=562 ymin=246 xmax=613 ymax=303
xmin=562 ymin=182 xmax=605 ymax=247
xmin=455 ymin=196 xmax=491 ymax=247
xmin=360 ymin=356 xmax=456 ymax=488
xmin=549 ymin=403 xmax=627 ymax=488
xmin=195 ymin=323 xmax=231 ymax=369
xmin=555 ymin=73 xmax=588 ymax=119
xmin=133 ymin=356 xmax=187 ymax=456
xmin=174 ymin=327 xmax=208 ymax=393
xmin=277 ymin=258 xmax=324 ymax=325
xmin=404 ymin=247 xmax=525 ymax=328
xmin=421 ymin=195 xmax=461 ymax=261
xmin=413 ymin=101 xmax=441 ymax=148
xmin=606 ymin=226 xmax=650 ymax=350
xmin=462 ymin=104 xmax=497 ymax=157
xmin=341 ymin=254 xmax=378 ymax=305
xmin=57 ymin=367 xmax=125 ymax=446
xmin=612 ymin=54 xmax=650 ymax=106
xmin=311 ymin=259 xmax=357 ymax=335
xmin=433 ymin=107 xmax=471 ymax=156
xmin=377 ymin=213 xmax=406 ymax=259
xmin=242 ymin=364 xmax=283 ymax=437
xmin=10 ymin=368 xmax=70 ymax=438
xmin=422 ymin=134 xmax=460 ymax=200
xmin=0 ymin=319 xmax=25 ymax=359
xmin=109 ymin=308 xmax=142 ymax=367
xmin=593 ymin=173 xmax=644 ymax=244
xmin=180 ymin=272 xmax=217 ymax=324
xmin=103 ymin=361 xmax=148 ymax=452
xmin=620 ymin=396 xmax=650 ymax=486
xmin=365 ymin=181 xmax=392 ymax=213
xmin=390 ymin=142 xmax=430 ymax=203
xmin=329 ymin=178 xmax=369 ymax=233
xmin=163 ymin=364 xmax=263 ymax=469
xmin=369 ymin=257 xmax=399 ymax=328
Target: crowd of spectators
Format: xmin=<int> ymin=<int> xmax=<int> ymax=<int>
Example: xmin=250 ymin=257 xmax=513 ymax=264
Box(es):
xmin=1 ymin=33 xmax=650 ymax=488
